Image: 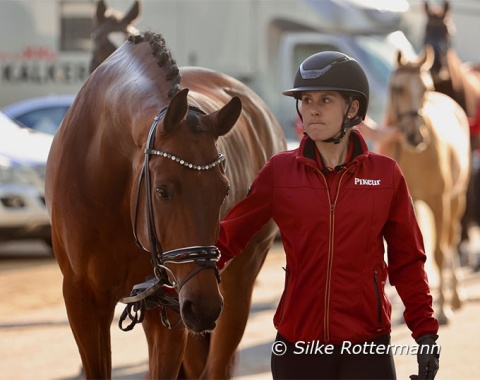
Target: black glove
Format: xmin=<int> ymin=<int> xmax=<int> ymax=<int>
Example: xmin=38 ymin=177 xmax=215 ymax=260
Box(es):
xmin=415 ymin=334 xmax=440 ymax=380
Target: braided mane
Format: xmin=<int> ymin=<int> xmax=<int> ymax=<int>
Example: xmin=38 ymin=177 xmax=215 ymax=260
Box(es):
xmin=128 ymin=31 xmax=181 ymax=98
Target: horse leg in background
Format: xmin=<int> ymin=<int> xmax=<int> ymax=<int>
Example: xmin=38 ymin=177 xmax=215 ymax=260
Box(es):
xmin=459 ymin=155 xmax=475 ymax=257
xmin=426 ymin=193 xmax=453 ymax=325
xmin=181 ymin=225 xmax=277 ymax=379
xmin=142 ymin=309 xmax=188 ymax=379
xmin=204 ymin=229 xmax=276 ymax=379
xmin=62 ymin=274 xmax=117 ymax=378
xmin=448 ymin=192 xmax=467 ymax=310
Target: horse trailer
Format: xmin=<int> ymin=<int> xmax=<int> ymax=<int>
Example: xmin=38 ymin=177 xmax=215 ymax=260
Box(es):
xmin=1 ymin=0 xmax=415 ymax=140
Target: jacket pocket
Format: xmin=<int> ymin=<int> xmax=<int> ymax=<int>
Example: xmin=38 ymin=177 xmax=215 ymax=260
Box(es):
xmin=274 ymin=266 xmax=289 ymax=327
xmin=373 ymin=269 xmax=383 ymax=330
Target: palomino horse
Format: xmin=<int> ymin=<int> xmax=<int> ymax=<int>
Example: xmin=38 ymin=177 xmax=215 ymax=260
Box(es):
xmin=45 ymin=31 xmax=286 ymax=379
xmin=378 ymin=47 xmax=470 ymax=324
xmin=423 ymin=0 xmax=480 ymax=246
xmin=90 ymin=0 xmax=140 ymax=73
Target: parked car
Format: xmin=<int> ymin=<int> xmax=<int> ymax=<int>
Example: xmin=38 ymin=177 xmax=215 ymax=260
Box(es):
xmin=2 ymin=95 xmax=75 ymax=135
xmin=0 ymin=111 xmax=53 ymax=245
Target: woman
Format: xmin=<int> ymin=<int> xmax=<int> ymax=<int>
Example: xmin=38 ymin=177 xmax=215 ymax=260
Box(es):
xmin=217 ymin=51 xmax=439 ymax=379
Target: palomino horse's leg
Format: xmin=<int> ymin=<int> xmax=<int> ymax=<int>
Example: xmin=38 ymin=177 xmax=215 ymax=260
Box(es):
xmin=142 ymin=308 xmax=188 ymax=379
xmin=427 ymin=193 xmax=451 ymax=325
xmin=449 ymin=192 xmax=467 ymax=310
xmin=62 ymin=274 xmax=116 ymax=379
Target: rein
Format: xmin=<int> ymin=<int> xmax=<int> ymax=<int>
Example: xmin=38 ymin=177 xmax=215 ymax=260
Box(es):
xmin=119 ymin=104 xmax=224 ymax=331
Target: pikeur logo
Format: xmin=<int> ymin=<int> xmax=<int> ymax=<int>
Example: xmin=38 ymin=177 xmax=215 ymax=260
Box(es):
xmin=354 ymin=177 xmax=381 ymax=186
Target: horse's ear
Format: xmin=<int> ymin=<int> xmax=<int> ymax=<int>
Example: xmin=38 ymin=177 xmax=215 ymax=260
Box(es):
xmin=420 ymin=45 xmax=435 ymax=71
xmin=443 ymin=1 xmax=450 ymax=15
xmin=121 ymin=0 xmax=140 ymax=26
xmin=424 ymin=1 xmax=430 ymax=14
xmin=163 ymin=89 xmax=189 ymax=133
xmin=95 ymin=0 xmax=107 ymax=24
xmin=397 ymin=50 xmax=406 ymax=67
xmin=213 ymin=96 xmax=242 ymax=138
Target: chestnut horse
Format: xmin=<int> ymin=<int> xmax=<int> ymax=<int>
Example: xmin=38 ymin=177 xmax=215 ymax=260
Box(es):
xmin=90 ymin=0 xmax=140 ymax=73
xmin=378 ymin=47 xmax=470 ymax=324
xmin=45 ymin=31 xmax=286 ymax=379
xmin=423 ymin=0 xmax=480 ymax=246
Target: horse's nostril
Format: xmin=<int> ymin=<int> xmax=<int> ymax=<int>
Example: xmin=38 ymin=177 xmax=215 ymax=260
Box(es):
xmin=182 ymin=299 xmax=194 ymax=319
xmin=181 ymin=298 xmax=223 ymax=333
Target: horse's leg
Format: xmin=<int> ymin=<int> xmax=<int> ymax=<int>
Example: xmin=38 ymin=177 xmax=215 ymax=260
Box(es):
xmin=459 ymin=153 xmax=475 ymax=255
xmin=142 ymin=307 xmax=188 ymax=379
xmin=62 ymin=272 xmax=116 ymax=379
xmin=179 ymin=334 xmax=210 ymax=378
xmin=449 ymin=192 xmax=467 ymax=310
xmin=200 ymin=227 xmax=277 ymax=379
xmin=425 ymin=194 xmax=450 ymax=325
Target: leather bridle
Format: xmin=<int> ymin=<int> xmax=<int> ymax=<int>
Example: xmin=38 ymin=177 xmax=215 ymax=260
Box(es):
xmin=119 ymin=104 xmax=225 ymax=331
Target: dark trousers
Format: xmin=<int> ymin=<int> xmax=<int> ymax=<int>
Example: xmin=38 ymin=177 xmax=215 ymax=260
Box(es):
xmin=271 ymin=332 xmax=397 ymax=379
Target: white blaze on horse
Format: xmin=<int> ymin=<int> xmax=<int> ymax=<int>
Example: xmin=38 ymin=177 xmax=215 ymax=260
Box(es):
xmin=377 ymin=47 xmax=470 ymax=325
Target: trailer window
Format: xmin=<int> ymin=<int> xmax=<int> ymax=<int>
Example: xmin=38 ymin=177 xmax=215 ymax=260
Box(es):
xmin=59 ymin=1 xmax=93 ymax=52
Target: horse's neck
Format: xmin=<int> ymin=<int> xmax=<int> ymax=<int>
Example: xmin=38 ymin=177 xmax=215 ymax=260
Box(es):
xmin=90 ymin=40 xmax=118 ymax=72
xmin=444 ymin=49 xmax=474 ymax=115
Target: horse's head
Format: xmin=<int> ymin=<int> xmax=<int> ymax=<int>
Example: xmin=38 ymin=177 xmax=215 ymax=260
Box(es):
xmin=132 ymin=88 xmax=242 ymax=333
xmin=388 ymin=48 xmax=435 ymax=150
xmin=90 ymin=0 xmax=140 ymax=73
xmin=423 ymin=1 xmax=455 ymax=82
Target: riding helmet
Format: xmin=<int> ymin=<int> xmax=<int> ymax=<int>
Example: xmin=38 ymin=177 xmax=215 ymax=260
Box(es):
xmin=283 ymin=51 xmax=370 ymax=121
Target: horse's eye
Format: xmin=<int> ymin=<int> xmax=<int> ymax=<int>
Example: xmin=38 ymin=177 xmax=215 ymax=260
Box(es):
xmin=392 ymin=86 xmax=403 ymax=95
xmin=155 ymin=186 xmax=170 ymax=200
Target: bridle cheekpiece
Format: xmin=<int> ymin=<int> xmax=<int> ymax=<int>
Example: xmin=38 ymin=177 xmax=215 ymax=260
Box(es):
xmin=119 ymin=103 xmax=224 ymax=331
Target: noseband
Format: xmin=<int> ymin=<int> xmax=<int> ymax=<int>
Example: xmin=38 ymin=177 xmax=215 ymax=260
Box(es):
xmin=391 ymin=67 xmax=425 ymax=128
xmin=390 ymin=69 xmax=426 ymax=161
xmin=119 ymin=104 xmax=225 ymax=331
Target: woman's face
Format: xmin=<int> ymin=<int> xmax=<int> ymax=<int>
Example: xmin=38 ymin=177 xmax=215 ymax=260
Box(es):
xmin=300 ymin=91 xmax=359 ymax=142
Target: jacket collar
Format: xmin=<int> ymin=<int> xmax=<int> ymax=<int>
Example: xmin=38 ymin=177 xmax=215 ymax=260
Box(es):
xmin=296 ymin=129 xmax=369 ymax=168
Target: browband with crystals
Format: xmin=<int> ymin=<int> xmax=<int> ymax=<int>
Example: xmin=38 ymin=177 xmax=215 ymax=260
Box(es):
xmin=144 ymin=149 xmax=225 ymax=171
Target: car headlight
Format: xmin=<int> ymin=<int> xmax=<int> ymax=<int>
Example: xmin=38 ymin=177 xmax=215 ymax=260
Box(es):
xmin=0 ymin=155 xmax=46 ymax=193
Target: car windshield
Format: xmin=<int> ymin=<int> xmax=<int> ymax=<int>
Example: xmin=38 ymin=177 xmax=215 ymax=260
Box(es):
xmin=15 ymin=106 xmax=68 ymax=135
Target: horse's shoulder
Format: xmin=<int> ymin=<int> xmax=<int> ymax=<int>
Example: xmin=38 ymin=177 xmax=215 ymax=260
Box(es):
xmin=426 ymin=90 xmax=455 ymax=104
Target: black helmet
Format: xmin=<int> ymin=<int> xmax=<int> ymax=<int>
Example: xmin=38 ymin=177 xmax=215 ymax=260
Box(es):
xmin=283 ymin=51 xmax=369 ymax=120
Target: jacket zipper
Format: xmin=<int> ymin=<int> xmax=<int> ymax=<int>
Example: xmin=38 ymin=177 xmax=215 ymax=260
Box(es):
xmin=322 ymin=167 xmax=350 ymax=343
xmin=373 ymin=269 xmax=383 ymax=330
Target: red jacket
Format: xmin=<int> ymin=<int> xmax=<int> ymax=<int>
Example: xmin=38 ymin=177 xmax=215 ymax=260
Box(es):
xmin=217 ymin=130 xmax=439 ymax=344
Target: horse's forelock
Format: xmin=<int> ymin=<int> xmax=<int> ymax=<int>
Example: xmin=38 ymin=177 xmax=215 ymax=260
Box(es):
xmin=160 ymin=113 xmax=206 ymax=139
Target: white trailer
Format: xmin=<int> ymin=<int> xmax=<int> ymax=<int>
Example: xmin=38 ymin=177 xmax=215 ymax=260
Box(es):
xmin=0 ymin=0 xmax=414 ymax=140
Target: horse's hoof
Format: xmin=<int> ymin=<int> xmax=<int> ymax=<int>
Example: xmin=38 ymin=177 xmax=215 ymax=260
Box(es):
xmin=451 ymin=294 xmax=464 ymax=310
xmin=436 ymin=309 xmax=452 ymax=325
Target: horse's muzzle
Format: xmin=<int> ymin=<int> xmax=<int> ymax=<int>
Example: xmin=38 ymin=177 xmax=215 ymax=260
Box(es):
xmin=180 ymin=294 xmax=224 ymax=333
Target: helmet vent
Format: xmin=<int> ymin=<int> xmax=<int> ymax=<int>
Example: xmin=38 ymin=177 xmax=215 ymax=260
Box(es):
xmin=300 ymin=56 xmax=351 ymax=79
